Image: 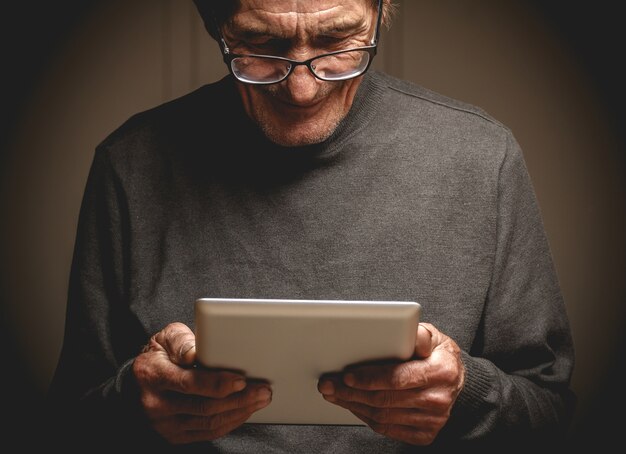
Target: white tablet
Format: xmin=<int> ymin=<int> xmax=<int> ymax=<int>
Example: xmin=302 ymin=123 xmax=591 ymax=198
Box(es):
xmin=194 ymin=298 xmax=422 ymax=425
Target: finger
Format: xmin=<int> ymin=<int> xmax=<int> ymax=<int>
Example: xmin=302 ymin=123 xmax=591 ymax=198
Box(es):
xmin=178 ymin=368 xmax=249 ymax=398
xmin=151 ymin=322 xmax=197 ymax=367
xmin=320 ymin=378 xmax=441 ymax=410
xmin=175 ymin=410 xmax=254 ymax=444
xmin=339 ymin=360 xmax=429 ymax=391
xmin=171 ymin=384 xmax=272 ymax=416
xmin=325 ymin=398 xmax=444 ymax=430
xmin=181 ymin=398 xmax=271 ymax=431
xmin=140 ymin=360 xmax=247 ymax=398
xmin=415 ymin=323 xmax=435 ymax=359
xmin=355 ymin=413 xmax=440 ymax=446
xmin=319 ymin=397 xmax=441 ymax=446
xmin=155 ymin=403 xmax=261 ymax=444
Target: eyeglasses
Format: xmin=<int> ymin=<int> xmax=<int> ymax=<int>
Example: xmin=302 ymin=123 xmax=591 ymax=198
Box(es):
xmin=216 ymin=0 xmax=383 ymax=85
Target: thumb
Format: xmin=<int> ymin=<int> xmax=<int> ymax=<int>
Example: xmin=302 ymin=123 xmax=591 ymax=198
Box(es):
xmin=152 ymin=322 xmax=197 ymax=367
xmin=414 ymin=322 xmax=435 ymax=359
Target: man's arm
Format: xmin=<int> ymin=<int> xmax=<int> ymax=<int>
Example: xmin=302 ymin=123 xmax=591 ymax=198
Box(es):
xmin=318 ymin=133 xmax=576 ymax=447
xmin=45 ymin=147 xmax=158 ymax=447
xmin=46 ymin=147 xmax=272 ymax=449
xmin=442 ymin=132 xmax=577 ymax=444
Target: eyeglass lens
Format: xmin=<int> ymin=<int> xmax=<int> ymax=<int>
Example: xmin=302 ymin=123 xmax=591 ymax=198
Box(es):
xmin=231 ymin=49 xmax=372 ymax=84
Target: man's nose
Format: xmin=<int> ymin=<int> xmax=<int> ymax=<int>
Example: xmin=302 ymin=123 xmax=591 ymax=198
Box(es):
xmin=283 ymin=64 xmax=320 ymax=104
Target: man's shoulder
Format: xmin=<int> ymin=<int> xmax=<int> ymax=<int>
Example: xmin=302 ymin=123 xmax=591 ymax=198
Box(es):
xmin=374 ymin=71 xmax=509 ymax=132
xmin=370 ymin=71 xmax=519 ymax=169
xmin=97 ymin=76 xmax=234 ymax=152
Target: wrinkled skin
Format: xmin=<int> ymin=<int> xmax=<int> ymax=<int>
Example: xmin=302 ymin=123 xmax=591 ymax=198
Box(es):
xmin=132 ymin=0 xmax=465 ymax=445
xmin=133 ymin=321 xmax=464 ymax=445
xmin=318 ymin=323 xmax=465 ymax=445
xmin=132 ymin=323 xmax=271 ymax=444
xmin=223 ymin=0 xmax=376 ymax=146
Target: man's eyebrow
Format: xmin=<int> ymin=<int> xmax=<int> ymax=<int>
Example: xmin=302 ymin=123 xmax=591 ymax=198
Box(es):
xmin=320 ymin=16 xmax=368 ymax=34
xmin=237 ymin=28 xmax=275 ymax=40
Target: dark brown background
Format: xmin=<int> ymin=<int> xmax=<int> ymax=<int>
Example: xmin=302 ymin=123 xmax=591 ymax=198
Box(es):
xmin=1 ymin=0 xmax=624 ymax=448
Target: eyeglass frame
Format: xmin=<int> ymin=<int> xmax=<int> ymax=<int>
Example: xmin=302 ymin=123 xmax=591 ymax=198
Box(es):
xmin=214 ymin=0 xmax=384 ymax=85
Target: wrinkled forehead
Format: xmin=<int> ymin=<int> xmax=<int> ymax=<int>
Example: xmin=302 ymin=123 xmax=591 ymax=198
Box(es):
xmin=233 ymin=0 xmax=371 ymax=14
xmin=228 ymin=0 xmax=373 ymax=36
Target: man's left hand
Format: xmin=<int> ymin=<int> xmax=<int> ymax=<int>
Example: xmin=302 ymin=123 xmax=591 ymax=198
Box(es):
xmin=317 ymin=322 xmax=464 ymax=446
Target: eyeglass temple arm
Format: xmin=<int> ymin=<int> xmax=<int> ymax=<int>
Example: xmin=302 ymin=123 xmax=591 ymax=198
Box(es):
xmin=210 ymin=14 xmax=231 ymax=55
xmin=372 ymin=0 xmax=384 ymax=45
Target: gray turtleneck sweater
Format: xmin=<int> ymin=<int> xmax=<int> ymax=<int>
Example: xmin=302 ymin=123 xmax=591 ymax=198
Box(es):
xmin=47 ymin=70 xmax=576 ymax=452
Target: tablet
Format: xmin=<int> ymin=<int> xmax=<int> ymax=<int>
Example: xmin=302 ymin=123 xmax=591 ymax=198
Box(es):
xmin=194 ymin=298 xmax=421 ymax=425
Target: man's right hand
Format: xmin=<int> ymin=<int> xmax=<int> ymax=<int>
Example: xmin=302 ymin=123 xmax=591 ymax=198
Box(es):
xmin=132 ymin=322 xmax=272 ymax=444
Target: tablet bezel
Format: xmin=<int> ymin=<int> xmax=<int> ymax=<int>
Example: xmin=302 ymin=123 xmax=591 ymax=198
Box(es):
xmin=194 ymin=297 xmax=422 ymax=425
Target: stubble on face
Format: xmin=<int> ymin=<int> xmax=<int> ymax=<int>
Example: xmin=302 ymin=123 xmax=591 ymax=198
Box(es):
xmin=229 ymin=0 xmax=372 ymax=147
xmin=237 ymin=77 xmax=363 ymax=147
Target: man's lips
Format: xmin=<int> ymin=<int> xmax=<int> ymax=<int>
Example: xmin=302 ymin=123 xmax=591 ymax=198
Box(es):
xmin=272 ymin=98 xmax=325 ymax=117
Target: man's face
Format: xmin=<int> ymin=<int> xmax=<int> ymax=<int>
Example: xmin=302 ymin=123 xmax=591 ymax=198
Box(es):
xmin=223 ymin=0 xmax=377 ymax=147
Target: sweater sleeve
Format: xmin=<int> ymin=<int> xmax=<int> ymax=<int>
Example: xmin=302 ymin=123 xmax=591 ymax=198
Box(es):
xmin=45 ymin=147 xmax=167 ymax=449
xmin=439 ymin=133 xmax=577 ymax=447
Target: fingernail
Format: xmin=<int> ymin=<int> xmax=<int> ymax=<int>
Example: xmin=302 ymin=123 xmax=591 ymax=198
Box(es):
xmin=233 ymin=378 xmax=246 ymax=391
xmin=256 ymin=387 xmax=272 ymax=401
xmin=180 ymin=342 xmax=195 ymax=357
xmin=419 ymin=323 xmax=434 ymax=338
xmin=319 ymin=380 xmax=334 ymax=395
xmin=344 ymin=373 xmax=355 ymax=386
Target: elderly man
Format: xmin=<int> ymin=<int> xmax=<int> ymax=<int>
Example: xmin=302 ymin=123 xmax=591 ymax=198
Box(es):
xmin=48 ymin=0 xmax=576 ymax=451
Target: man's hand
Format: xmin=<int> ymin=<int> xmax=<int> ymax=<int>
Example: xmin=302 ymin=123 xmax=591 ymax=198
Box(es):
xmin=132 ymin=322 xmax=271 ymax=444
xmin=317 ymin=322 xmax=464 ymax=446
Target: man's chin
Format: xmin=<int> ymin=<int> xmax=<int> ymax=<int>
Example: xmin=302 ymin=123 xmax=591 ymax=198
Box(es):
xmin=259 ymin=121 xmax=338 ymax=148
